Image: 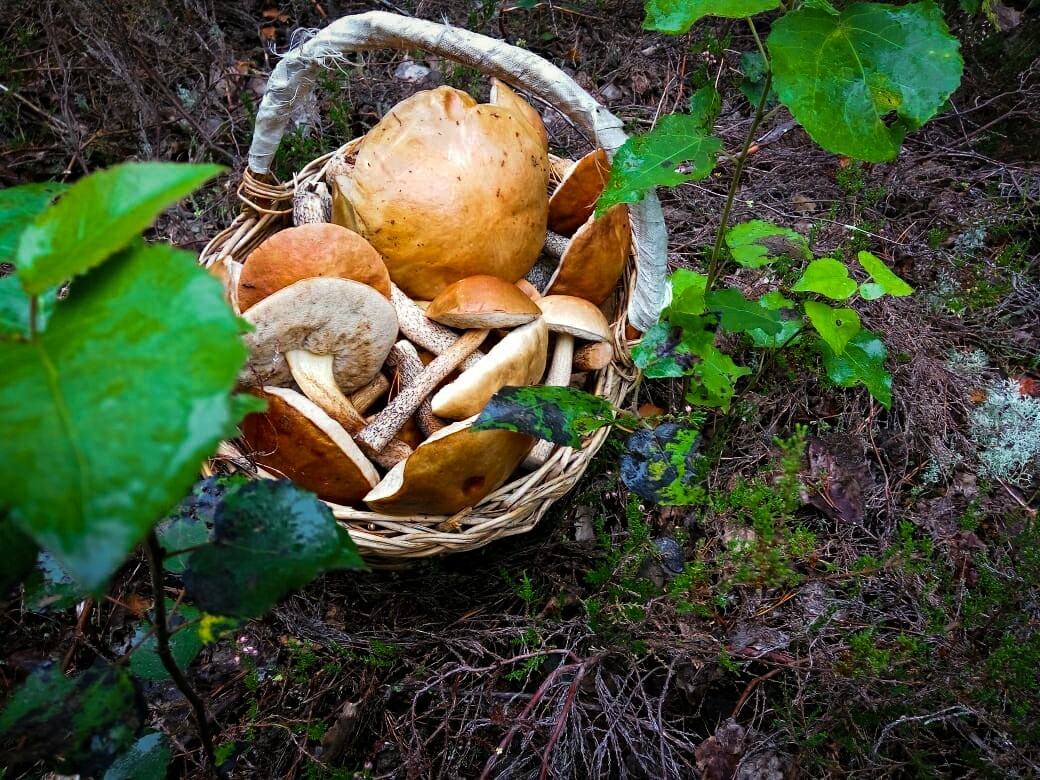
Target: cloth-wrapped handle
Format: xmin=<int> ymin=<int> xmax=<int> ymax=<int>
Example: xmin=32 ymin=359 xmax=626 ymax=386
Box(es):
xmin=248 ymin=11 xmax=666 ymax=331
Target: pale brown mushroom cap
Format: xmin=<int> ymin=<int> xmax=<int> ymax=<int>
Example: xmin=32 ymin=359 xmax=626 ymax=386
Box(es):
xmin=537 ymin=295 xmax=612 ymax=342
xmin=336 ymin=85 xmax=550 ymax=300
xmin=430 ymin=317 xmax=549 ymax=420
xmin=237 ymin=222 xmax=391 ymax=312
xmin=547 ymin=148 xmax=611 ymax=237
xmin=240 ymin=387 xmax=379 ymax=506
xmin=425 ymin=274 xmax=542 ymax=329
xmin=545 ymin=204 xmax=632 ymax=305
xmin=490 ymin=78 xmax=549 ymax=152
xmin=364 ymin=416 xmax=533 ymax=515
xmin=240 ymin=277 xmax=398 ymax=393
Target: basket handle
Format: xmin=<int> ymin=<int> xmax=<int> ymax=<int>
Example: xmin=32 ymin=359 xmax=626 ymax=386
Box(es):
xmin=248 ymin=11 xmax=666 ymax=332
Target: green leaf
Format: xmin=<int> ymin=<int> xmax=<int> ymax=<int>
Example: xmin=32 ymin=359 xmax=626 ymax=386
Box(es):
xmin=738 ymin=51 xmax=774 ymax=107
xmin=805 ymin=0 xmax=839 ymax=13
xmin=0 ymin=181 xmax=67 ymax=263
xmin=183 ymin=480 xmax=364 ymax=618
xmin=688 ymin=85 xmax=721 ymax=129
xmin=792 ymin=257 xmax=858 ymax=299
xmin=0 ymin=509 xmax=38 ymax=596
xmin=129 ymin=603 xmax=204 ymax=681
xmin=156 ymin=476 xmax=246 ymax=574
xmin=820 ymin=329 xmax=892 ymax=407
xmin=621 ymin=423 xmax=702 ymax=505
xmin=632 ymin=317 xmax=712 ymax=379
xmin=22 ymin=551 xmax=85 ymax=612
xmin=667 ymin=269 xmax=708 ymax=316
xmin=726 ymin=220 xmax=811 ymax=268
xmin=472 ymin=385 xmax=616 ymax=448
xmin=597 ymin=114 xmax=721 ymax=215
xmin=685 ymin=343 xmax=752 ymax=410
xmin=103 ymin=732 xmax=172 ymax=780
xmin=857 ymin=251 xmax=914 ymax=297
xmin=15 ymin=163 xmax=223 ymax=295
xmin=0 ymin=275 xmax=60 ymax=339
xmin=645 ymin=0 xmax=781 ymax=34
xmin=0 ymin=242 xmax=249 ymax=592
xmin=0 ymin=663 xmax=144 ymax=775
xmin=768 ymin=2 xmax=963 ymax=162
xmin=803 ymin=300 xmax=861 ymax=354
xmin=748 ymin=318 xmax=803 ymax=348
xmin=705 ymin=287 xmax=784 ymax=335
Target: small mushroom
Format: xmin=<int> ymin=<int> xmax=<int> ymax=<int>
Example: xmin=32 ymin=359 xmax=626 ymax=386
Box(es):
xmin=573 ymin=340 xmax=614 ymax=372
xmin=364 ymin=416 xmax=534 ymax=516
xmin=430 ymin=317 xmax=549 ymax=421
xmin=240 ymin=386 xmax=379 ymax=506
xmin=547 ymin=148 xmax=611 ymax=237
xmin=237 ymin=223 xmax=391 ymax=312
xmin=425 ymin=275 xmax=542 ymax=329
xmin=544 ymin=204 xmax=631 ymax=305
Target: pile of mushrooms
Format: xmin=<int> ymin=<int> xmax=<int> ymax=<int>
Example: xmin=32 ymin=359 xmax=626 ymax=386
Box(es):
xmin=218 ymin=81 xmax=632 ymax=517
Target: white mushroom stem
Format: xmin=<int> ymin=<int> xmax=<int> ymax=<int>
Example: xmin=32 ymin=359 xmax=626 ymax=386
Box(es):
xmin=285 ymin=349 xmax=412 ymax=469
xmin=523 ymin=334 xmax=576 ymax=469
xmin=357 ymin=328 xmax=489 ymax=454
xmin=573 ymin=340 xmax=613 ymax=372
xmin=387 ymin=341 xmax=446 ymax=437
xmin=543 ymin=230 xmax=569 ymax=259
xmin=390 ymin=283 xmax=485 ymax=371
xmin=292 ymin=183 xmax=331 ymax=226
xmin=348 ymin=374 xmax=390 ymax=415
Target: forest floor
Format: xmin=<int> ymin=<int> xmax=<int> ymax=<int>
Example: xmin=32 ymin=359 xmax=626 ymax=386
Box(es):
xmin=2 ymin=0 xmax=1039 ymax=777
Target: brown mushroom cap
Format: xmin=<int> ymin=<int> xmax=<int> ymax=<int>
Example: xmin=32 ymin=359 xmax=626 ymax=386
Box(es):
xmin=545 ymin=204 xmax=632 ymax=305
xmin=237 ymin=223 xmax=391 ymax=312
xmin=547 ymin=148 xmax=611 ymax=237
xmin=240 ymin=277 xmax=397 ymax=393
xmin=490 ymin=78 xmax=549 ymax=152
xmin=430 ymin=317 xmax=549 ymax=420
xmin=425 ymin=274 xmax=542 ymax=329
xmin=537 ymin=295 xmax=612 ymax=342
xmin=364 ymin=416 xmax=533 ymax=515
xmin=240 ymin=387 xmax=379 ymax=506
xmin=335 ymin=85 xmax=550 ymax=300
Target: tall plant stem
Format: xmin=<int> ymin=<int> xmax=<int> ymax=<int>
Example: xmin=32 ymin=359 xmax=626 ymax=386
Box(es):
xmin=145 ymin=531 xmax=217 ymax=772
xmin=706 ymin=20 xmax=773 ymax=291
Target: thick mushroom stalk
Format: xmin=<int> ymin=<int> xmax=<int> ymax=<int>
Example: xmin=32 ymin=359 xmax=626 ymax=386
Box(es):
xmin=387 ymin=341 xmax=446 ymax=437
xmin=390 ymin=283 xmax=485 ymax=371
xmin=285 ymin=350 xmax=412 ymax=469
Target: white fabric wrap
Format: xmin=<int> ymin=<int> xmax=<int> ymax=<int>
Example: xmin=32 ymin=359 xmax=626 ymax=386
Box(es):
xmin=247 ymin=11 xmax=667 ymax=332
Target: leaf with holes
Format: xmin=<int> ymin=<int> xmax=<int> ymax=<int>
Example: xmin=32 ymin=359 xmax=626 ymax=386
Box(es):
xmin=726 ymin=220 xmax=811 ymax=268
xmin=183 ymin=480 xmax=364 ymax=618
xmin=768 ymin=2 xmax=963 ymax=161
xmin=596 ymin=113 xmax=721 ymax=215
xmin=621 ymin=423 xmax=702 ymax=505
xmin=820 ymin=329 xmax=892 ymax=407
xmin=857 ymin=250 xmax=914 ymax=299
xmin=473 ymin=385 xmax=617 ymax=448
xmin=804 ymin=300 xmax=861 ymax=354
xmin=792 ymin=258 xmax=858 ymax=300
xmin=645 ymin=0 xmax=781 ymax=33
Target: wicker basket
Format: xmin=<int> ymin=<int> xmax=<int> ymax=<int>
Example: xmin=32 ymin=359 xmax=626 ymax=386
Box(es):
xmin=198 ymin=12 xmax=668 ymax=563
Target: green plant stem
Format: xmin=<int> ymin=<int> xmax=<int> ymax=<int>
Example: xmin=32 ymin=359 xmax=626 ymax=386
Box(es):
xmin=144 ymin=530 xmax=217 ymax=773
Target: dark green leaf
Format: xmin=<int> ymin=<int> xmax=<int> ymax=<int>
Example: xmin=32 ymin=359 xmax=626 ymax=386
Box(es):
xmin=0 ymin=509 xmax=38 ymax=596
xmin=769 ymin=2 xmax=963 ymax=161
xmin=688 ymin=85 xmax=721 ymax=129
xmin=803 ymin=300 xmax=861 ymax=354
xmin=792 ymin=257 xmax=858 ymax=299
xmin=645 ymin=0 xmax=781 ymax=33
xmin=0 ymin=275 xmax=60 ymax=339
xmin=183 ymin=480 xmax=364 ymax=618
xmin=103 ymin=732 xmax=172 ymax=780
xmin=15 ymin=163 xmax=223 ymax=295
xmin=157 ymin=476 xmax=246 ymax=574
xmin=0 ymin=662 xmax=144 ymax=775
xmin=472 ymin=385 xmax=616 ymax=448
xmin=705 ymin=287 xmax=784 ymax=335
xmin=632 ymin=317 xmax=711 ymax=379
xmin=738 ymin=51 xmax=774 ymax=107
xmin=0 ymin=242 xmax=249 ymax=592
xmin=621 ymin=423 xmax=702 ymax=505
xmin=805 ymin=0 xmax=839 ymax=13
xmin=597 ymin=114 xmax=721 ymax=214
xmin=819 ymin=329 xmax=892 ymax=407
xmin=857 ymin=250 xmax=913 ymax=297
xmin=726 ymin=220 xmax=810 ymax=268
xmin=0 ymin=181 xmax=67 ymax=263
xmin=129 ymin=603 xmax=204 ymax=681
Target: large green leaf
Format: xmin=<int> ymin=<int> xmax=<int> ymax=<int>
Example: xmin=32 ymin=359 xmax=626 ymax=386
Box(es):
xmin=129 ymin=602 xmax=205 ymax=681
xmin=705 ymin=287 xmax=785 ymax=335
xmin=645 ymin=0 xmax=781 ymax=34
xmin=472 ymin=385 xmax=617 ymax=448
xmin=0 ymin=509 xmax=38 ymax=596
xmin=857 ymin=250 xmax=914 ymax=299
xmin=0 ymin=181 xmax=67 ymax=263
xmin=803 ymin=300 xmax=861 ymax=354
xmin=768 ymin=2 xmax=963 ymax=162
xmin=156 ymin=475 xmax=246 ymax=574
xmin=103 ymin=732 xmax=171 ymax=780
xmin=15 ymin=163 xmax=222 ymax=295
xmin=725 ymin=220 xmax=811 ymax=268
xmin=183 ymin=480 xmax=364 ymax=618
xmin=667 ymin=269 xmax=708 ymax=316
xmin=0 ymin=242 xmax=249 ymax=591
xmin=819 ymin=328 xmax=892 ymax=407
xmin=792 ymin=257 xmax=858 ymax=300
xmin=621 ymin=423 xmax=702 ymax=505
xmin=632 ymin=317 xmax=713 ymax=379
xmin=597 ymin=113 xmax=721 ymax=215
xmin=0 ymin=663 xmax=144 ymax=775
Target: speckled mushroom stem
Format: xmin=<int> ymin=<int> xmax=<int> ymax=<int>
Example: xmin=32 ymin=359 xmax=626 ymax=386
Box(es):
xmin=542 ymin=230 xmax=569 ymax=259
xmin=387 ymin=341 xmax=447 ymax=437
xmin=390 ymin=283 xmax=485 ymax=371
xmin=286 ymin=350 xmax=412 ymax=468
xmin=523 ymin=334 xmax=575 ymax=469
xmin=357 ymin=328 xmax=490 ymax=454
xmin=348 ymin=374 xmax=390 ymax=415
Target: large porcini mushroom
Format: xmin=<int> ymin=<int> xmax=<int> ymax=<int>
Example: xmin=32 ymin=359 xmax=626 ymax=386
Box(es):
xmin=240 ymin=387 xmax=379 ymax=506
xmin=489 ymin=78 xmax=549 ymax=151
xmin=547 ymin=148 xmax=611 ymax=237
xmin=237 ymin=223 xmax=391 ymax=312
xmin=544 ymin=204 xmax=632 ymax=305
xmin=425 ymin=274 xmax=542 ymax=329
xmin=332 ymin=85 xmax=550 ymax=300
xmin=364 ymin=416 xmax=534 ymax=516
xmin=430 ymin=318 xmax=548 ymax=421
